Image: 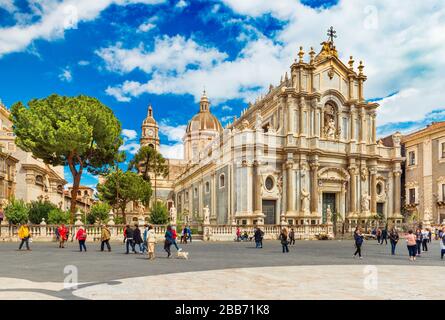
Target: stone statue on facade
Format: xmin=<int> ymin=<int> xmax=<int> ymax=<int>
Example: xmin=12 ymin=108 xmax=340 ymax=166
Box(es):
xmin=326 ymin=205 xmax=332 ymax=224
xmin=169 ymin=204 xmax=177 ymax=225
xmin=361 ymin=192 xmax=370 ymax=212
xmin=301 ymin=188 xmax=310 ymax=214
xmin=360 ymin=167 xmax=368 ymax=181
xmin=325 ymin=116 xmax=336 ymax=139
xmin=255 ymin=111 xmax=263 ymax=131
xmin=203 ymin=205 xmax=210 ymax=225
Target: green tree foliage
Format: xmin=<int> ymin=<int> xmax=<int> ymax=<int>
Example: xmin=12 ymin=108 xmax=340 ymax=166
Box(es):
xmin=87 ymin=202 xmax=111 ymax=224
xmin=128 ymin=146 xmax=169 ymax=203
xmin=10 ymin=94 xmax=123 ymax=220
xmin=97 ymin=170 xmax=152 ymax=221
xmin=47 ymin=208 xmax=70 ymax=225
xmin=149 ymin=201 xmax=169 ymax=225
xmin=4 ymin=199 xmax=29 ymax=225
xmin=28 ymin=200 xmax=57 ymax=224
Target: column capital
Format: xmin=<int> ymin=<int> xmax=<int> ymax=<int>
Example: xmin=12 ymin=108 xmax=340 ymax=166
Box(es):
xmin=348 ymin=166 xmax=358 ymax=175
xmin=285 ymin=160 xmax=294 ymax=169
xmin=309 ymin=161 xmax=319 ymax=171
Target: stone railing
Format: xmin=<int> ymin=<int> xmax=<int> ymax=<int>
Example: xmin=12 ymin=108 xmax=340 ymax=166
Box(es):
xmin=1 ymin=223 xmax=336 ymax=242
xmin=203 ymin=224 xmax=335 ymax=241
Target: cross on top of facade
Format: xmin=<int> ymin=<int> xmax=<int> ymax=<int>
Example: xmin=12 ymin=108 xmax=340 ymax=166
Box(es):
xmin=327 ymin=26 xmax=337 ymax=43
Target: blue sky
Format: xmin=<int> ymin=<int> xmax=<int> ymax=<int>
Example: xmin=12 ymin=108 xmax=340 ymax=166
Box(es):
xmin=0 ymin=0 xmax=444 ymax=188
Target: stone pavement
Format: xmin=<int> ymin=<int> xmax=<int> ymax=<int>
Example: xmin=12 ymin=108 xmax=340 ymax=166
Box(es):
xmin=0 ymin=240 xmax=444 ymax=299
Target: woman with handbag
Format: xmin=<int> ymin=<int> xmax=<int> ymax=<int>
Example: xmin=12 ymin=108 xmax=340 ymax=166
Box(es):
xmin=75 ymin=226 xmax=87 ymax=252
xmin=164 ymin=225 xmax=174 ymax=258
xmin=279 ymin=228 xmax=289 ymax=253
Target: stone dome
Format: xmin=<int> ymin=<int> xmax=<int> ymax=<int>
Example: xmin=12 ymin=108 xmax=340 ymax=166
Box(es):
xmin=185 ymin=92 xmax=222 ymax=134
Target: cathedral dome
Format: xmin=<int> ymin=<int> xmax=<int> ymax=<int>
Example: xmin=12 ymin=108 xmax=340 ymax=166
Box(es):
xmin=185 ymin=92 xmax=222 ymax=134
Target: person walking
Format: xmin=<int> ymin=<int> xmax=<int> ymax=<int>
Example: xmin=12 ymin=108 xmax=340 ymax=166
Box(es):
xmin=376 ymin=227 xmax=382 ymax=244
xmin=236 ymin=227 xmax=241 ymax=242
xmin=133 ymin=224 xmax=143 ymax=254
xmin=171 ymin=226 xmax=182 ymax=252
xmin=58 ymin=224 xmax=68 ymax=248
xmin=440 ymin=227 xmax=445 ymax=259
xmin=381 ymin=227 xmax=388 ymax=245
xmin=186 ymin=225 xmax=192 ymax=243
xmin=415 ymin=228 xmax=423 ymax=256
xmin=142 ymin=224 xmax=149 ymax=254
xmin=100 ymin=225 xmax=111 ymax=252
xmin=421 ymin=228 xmax=429 ymax=252
xmin=389 ymin=227 xmax=399 ymax=255
xmin=289 ymin=228 xmax=296 ymax=245
xmin=180 ymin=226 xmax=187 ymax=244
xmin=353 ymin=227 xmax=364 ymax=259
xmin=279 ymin=228 xmax=289 ymax=253
xmin=254 ymin=227 xmax=263 ymax=248
xmin=18 ymin=223 xmax=31 ymax=251
xmin=124 ymin=225 xmax=135 ymax=254
xmin=406 ymin=229 xmax=417 ymax=261
xmin=75 ymin=226 xmax=87 ymax=252
xmin=164 ymin=225 xmax=174 ymax=258
xmin=147 ymin=225 xmax=157 ymax=260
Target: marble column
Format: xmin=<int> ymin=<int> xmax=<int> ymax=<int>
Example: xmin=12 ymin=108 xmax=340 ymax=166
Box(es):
xmin=370 ymin=167 xmax=377 ymax=214
xmin=393 ymin=170 xmax=402 ymax=217
xmin=310 ymin=162 xmax=319 ymax=215
xmin=286 ymin=160 xmax=295 ymax=213
xmin=348 ymin=166 xmax=357 ymax=216
xmin=253 ymin=161 xmax=262 ymax=214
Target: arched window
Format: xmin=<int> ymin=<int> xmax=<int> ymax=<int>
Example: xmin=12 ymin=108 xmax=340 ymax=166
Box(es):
xmin=205 ymin=181 xmax=210 ymax=193
xmin=84 ymin=190 xmax=89 ymax=197
xmin=35 ymin=175 xmax=43 ymax=185
xmin=219 ymin=174 xmax=225 ymax=188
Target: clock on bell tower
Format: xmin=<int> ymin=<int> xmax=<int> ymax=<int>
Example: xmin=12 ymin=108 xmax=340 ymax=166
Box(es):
xmin=140 ymin=105 xmax=160 ymax=150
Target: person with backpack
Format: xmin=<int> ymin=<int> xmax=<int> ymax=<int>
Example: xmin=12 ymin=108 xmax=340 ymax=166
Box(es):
xmin=415 ymin=228 xmax=423 ymax=256
xmin=254 ymin=227 xmax=263 ymax=248
xmin=289 ymin=228 xmax=296 ymax=245
xmin=18 ymin=223 xmax=31 ymax=251
xmin=75 ymin=226 xmax=87 ymax=252
xmin=389 ymin=227 xmax=399 ymax=255
xmin=164 ymin=225 xmax=174 ymax=258
xmin=100 ymin=225 xmax=111 ymax=252
xmin=353 ymin=227 xmax=364 ymax=259
xmin=406 ymin=229 xmax=417 ymax=261
xmin=279 ymin=228 xmax=289 ymax=253
xmin=124 ymin=225 xmax=135 ymax=254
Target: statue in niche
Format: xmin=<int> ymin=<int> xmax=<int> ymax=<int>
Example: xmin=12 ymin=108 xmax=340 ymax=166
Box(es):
xmin=301 ymin=188 xmax=310 ymax=214
xmin=169 ymin=204 xmax=177 ymax=225
xmin=326 ymin=205 xmax=332 ymax=223
xmin=325 ymin=116 xmax=336 ymax=139
xmin=323 ymin=103 xmax=338 ymax=139
xmin=361 ymin=192 xmax=370 ymax=212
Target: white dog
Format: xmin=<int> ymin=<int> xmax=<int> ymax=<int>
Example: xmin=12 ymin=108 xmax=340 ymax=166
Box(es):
xmin=177 ymin=250 xmax=189 ymax=260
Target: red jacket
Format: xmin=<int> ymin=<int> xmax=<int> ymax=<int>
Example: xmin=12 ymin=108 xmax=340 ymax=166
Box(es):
xmin=76 ymin=228 xmax=87 ymax=241
xmin=58 ymin=226 xmax=67 ymax=240
xmin=172 ymin=229 xmax=177 ymax=240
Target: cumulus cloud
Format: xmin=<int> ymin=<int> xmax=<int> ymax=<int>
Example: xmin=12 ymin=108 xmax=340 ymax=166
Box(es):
xmin=119 ymin=141 xmax=140 ymax=155
xmin=122 ymin=128 xmax=138 ymax=140
xmin=159 ymin=121 xmax=186 ymax=142
xmin=175 ymin=0 xmax=187 ymax=9
xmin=160 ymin=143 xmax=183 ymax=159
xmin=0 ymin=0 xmax=16 ymax=13
xmin=0 ymin=0 xmax=166 ymax=57
xmin=58 ymin=67 xmax=72 ymax=82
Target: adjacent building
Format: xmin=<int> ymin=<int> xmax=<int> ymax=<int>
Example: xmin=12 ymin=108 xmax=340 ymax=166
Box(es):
xmin=402 ymin=122 xmax=445 ymax=224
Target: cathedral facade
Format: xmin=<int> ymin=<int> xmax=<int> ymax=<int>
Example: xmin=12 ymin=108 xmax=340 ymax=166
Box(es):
xmin=140 ymin=38 xmax=404 ymax=227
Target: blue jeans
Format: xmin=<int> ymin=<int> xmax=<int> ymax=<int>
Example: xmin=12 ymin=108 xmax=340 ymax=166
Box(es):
xmin=441 ymin=249 xmax=445 ymax=259
xmin=126 ymin=239 xmax=135 ymax=253
xmin=79 ymin=240 xmax=87 ymax=252
xmin=282 ymin=243 xmax=289 ymax=253
xmin=390 ymin=240 xmax=397 ymax=255
xmin=416 ymin=240 xmax=422 ymax=255
xmin=172 ymin=240 xmax=180 ymax=251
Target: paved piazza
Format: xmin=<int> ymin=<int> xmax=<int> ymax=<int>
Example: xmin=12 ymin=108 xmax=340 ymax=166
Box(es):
xmin=0 ymin=240 xmax=444 ymax=300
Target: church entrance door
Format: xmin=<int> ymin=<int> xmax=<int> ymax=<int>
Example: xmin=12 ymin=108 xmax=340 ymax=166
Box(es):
xmin=262 ymin=200 xmax=276 ymax=224
xmin=322 ymin=193 xmax=336 ymax=224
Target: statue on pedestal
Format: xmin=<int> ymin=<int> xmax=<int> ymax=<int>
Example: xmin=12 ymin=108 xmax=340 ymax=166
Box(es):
xmin=326 ymin=205 xmax=332 ymax=224
xmin=325 ymin=116 xmax=336 ymax=139
xmin=361 ymin=192 xmax=370 ymax=213
xmin=169 ymin=204 xmax=177 ymax=225
xmin=301 ymin=188 xmax=310 ymax=214
xmin=203 ymin=205 xmax=210 ymax=225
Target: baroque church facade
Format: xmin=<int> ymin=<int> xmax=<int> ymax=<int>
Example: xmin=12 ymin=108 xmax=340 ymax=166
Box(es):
xmin=139 ymin=38 xmax=404 ymax=227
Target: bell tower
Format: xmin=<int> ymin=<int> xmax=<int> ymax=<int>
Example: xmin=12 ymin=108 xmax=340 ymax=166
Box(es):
xmin=140 ymin=105 xmax=160 ymax=150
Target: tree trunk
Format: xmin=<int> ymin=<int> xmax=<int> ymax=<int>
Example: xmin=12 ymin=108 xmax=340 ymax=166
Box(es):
xmin=67 ymin=155 xmax=83 ymax=223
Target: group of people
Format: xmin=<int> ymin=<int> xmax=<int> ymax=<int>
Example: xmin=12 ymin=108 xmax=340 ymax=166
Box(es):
xmin=354 ymin=225 xmax=445 ymax=261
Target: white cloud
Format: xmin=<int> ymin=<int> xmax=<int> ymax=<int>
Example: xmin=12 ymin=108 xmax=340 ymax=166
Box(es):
xmin=78 ymin=60 xmax=90 ymax=66
xmin=122 ymin=129 xmax=138 ymax=140
xmin=175 ymin=0 xmax=187 ymax=9
xmin=138 ymin=22 xmax=156 ymax=32
xmin=119 ymin=141 xmax=140 ymax=155
xmin=159 ymin=121 xmax=186 ymax=142
xmin=160 ymin=143 xmax=183 ymax=159
xmin=58 ymin=67 xmax=72 ymax=82
xmin=0 ymin=0 xmax=166 ymax=57
xmin=220 ymin=0 xmax=297 ymax=19
xmin=97 ymin=35 xmax=227 ymax=75
xmin=221 ymin=105 xmax=233 ymax=111
xmin=0 ymin=0 xmax=16 ymax=13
